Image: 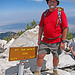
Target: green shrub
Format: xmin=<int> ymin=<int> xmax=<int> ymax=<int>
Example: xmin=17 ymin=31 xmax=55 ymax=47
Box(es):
xmin=4 ymin=36 xmax=11 ymax=42
xmin=67 ymin=27 xmax=73 ymax=40
xmin=17 ymin=30 xmax=24 ymax=36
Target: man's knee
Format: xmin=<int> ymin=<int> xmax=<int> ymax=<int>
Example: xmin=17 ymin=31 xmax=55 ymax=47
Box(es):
xmin=53 ymin=55 xmax=59 ymax=60
xmin=37 ymin=54 xmax=46 ymax=59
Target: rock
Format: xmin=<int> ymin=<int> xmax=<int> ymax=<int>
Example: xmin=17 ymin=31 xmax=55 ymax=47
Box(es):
xmin=4 ymin=38 xmax=15 ymax=49
xmin=56 ymin=69 xmax=71 ymax=75
xmin=0 ymin=38 xmax=15 ymax=58
xmin=41 ymin=69 xmax=71 ymax=75
xmin=23 ymin=67 xmax=33 ymax=75
xmin=58 ymin=51 xmax=75 ymax=68
xmin=71 ymin=71 xmax=75 ymax=75
xmin=0 ymin=40 xmax=7 ymax=48
xmin=0 ymin=53 xmax=9 ymax=59
xmin=11 ymin=26 xmax=39 ymax=47
xmin=0 ymin=40 xmax=7 ymax=53
xmin=0 ymin=58 xmax=19 ymax=75
xmin=0 ymin=48 xmax=5 ymax=53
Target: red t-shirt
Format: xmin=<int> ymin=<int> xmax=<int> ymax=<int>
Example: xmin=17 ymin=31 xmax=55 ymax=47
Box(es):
xmin=39 ymin=8 xmax=68 ymax=44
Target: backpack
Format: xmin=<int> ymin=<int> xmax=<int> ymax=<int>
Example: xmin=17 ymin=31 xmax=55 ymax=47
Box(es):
xmin=43 ymin=7 xmax=64 ymax=27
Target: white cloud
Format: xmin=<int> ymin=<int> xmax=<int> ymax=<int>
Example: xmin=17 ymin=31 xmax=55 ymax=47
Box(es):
xmin=68 ymin=24 xmax=75 ymax=33
xmin=65 ymin=9 xmax=75 ymax=17
xmin=32 ymin=0 xmax=43 ymax=2
xmin=33 ymin=0 xmax=75 ymax=2
xmin=61 ymin=0 xmax=75 ymax=3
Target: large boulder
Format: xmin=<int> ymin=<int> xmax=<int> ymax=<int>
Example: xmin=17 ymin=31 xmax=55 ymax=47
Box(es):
xmin=11 ymin=26 xmax=39 ymax=47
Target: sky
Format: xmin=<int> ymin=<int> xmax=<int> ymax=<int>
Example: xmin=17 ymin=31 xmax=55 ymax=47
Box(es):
xmin=0 ymin=0 xmax=75 ymax=32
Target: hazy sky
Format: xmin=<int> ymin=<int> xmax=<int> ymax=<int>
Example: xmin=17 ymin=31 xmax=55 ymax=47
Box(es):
xmin=0 ymin=0 xmax=75 ymax=26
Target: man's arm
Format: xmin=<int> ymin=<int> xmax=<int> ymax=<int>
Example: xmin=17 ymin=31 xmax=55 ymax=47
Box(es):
xmin=62 ymin=27 xmax=67 ymax=40
xmin=38 ymin=27 xmax=43 ymax=45
xmin=69 ymin=46 xmax=75 ymax=56
xmin=60 ymin=27 xmax=67 ymax=49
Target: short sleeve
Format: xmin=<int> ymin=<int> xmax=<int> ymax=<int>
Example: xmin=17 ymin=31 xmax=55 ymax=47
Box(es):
xmin=61 ymin=10 xmax=68 ymax=28
xmin=39 ymin=12 xmax=44 ymax=27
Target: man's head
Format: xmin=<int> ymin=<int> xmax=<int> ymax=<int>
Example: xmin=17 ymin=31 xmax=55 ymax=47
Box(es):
xmin=46 ymin=0 xmax=59 ymax=9
xmin=46 ymin=0 xmax=59 ymax=6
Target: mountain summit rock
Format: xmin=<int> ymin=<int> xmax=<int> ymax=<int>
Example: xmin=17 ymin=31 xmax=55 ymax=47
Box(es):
xmin=0 ymin=26 xmax=75 ymax=75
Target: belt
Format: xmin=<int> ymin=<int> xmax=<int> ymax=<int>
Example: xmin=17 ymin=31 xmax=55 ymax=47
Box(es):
xmin=44 ymin=35 xmax=61 ymax=40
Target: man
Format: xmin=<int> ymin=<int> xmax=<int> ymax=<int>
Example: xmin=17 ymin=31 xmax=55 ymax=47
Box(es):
xmin=34 ymin=0 xmax=68 ymax=75
xmin=69 ymin=38 xmax=75 ymax=60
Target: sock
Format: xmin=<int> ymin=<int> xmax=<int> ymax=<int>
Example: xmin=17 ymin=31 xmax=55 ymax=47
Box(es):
xmin=53 ymin=67 xmax=58 ymax=70
xmin=36 ymin=66 xmax=41 ymax=71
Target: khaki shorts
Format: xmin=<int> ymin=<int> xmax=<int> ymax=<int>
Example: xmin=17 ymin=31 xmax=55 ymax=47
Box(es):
xmin=38 ymin=41 xmax=62 ymax=58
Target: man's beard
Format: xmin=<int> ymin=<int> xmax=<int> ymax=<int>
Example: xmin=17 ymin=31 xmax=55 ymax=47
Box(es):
xmin=49 ymin=4 xmax=55 ymax=9
xmin=50 ymin=5 xmax=55 ymax=8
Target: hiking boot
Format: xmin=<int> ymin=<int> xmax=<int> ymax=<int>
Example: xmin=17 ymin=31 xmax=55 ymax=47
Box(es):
xmin=33 ymin=70 xmax=42 ymax=75
xmin=53 ymin=69 xmax=58 ymax=75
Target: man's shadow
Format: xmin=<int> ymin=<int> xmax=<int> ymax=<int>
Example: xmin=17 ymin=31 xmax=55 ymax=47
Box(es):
xmin=5 ymin=57 xmax=54 ymax=75
xmin=5 ymin=58 xmax=48 ymax=75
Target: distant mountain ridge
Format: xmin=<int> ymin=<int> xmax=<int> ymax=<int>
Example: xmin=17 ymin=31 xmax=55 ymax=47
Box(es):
xmin=0 ymin=21 xmax=39 ymax=33
xmin=0 ymin=23 xmax=27 ymax=33
xmin=0 ymin=32 xmax=17 ymax=39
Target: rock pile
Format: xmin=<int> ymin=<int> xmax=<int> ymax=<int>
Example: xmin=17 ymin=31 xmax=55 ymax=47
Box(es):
xmin=0 ymin=26 xmax=75 ymax=75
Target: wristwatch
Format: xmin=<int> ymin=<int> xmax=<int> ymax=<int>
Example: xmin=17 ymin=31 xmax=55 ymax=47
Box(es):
xmin=62 ymin=40 xmax=66 ymax=43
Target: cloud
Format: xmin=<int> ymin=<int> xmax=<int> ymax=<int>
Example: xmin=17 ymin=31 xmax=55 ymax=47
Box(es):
xmin=32 ymin=0 xmax=43 ymax=2
xmin=61 ymin=0 xmax=75 ymax=3
xmin=33 ymin=0 xmax=75 ymax=2
xmin=68 ymin=24 xmax=75 ymax=33
xmin=66 ymin=9 xmax=75 ymax=17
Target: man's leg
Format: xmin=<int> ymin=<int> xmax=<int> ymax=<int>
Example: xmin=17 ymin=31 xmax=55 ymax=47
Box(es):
xmin=50 ymin=43 xmax=61 ymax=75
xmin=53 ymin=56 xmax=59 ymax=67
xmin=53 ymin=56 xmax=59 ymax=75
xmin=37 ymin=53 xmax=46 ymax=67
xmin=34 ymin=54 xmax=46 ymax=75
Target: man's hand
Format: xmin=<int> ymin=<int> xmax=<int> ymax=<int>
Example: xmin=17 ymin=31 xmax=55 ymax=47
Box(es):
xmin=60 ymin=42 xmax=65 ymax=50
xmin=38 ymin=27 xmax=43 ymax=45
xmin=38 ymin=40 xmax=41 ymax=45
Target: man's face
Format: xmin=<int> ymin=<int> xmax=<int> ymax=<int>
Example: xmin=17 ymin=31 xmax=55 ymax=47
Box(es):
xmin=48 ymin=0 xmax=57 ymax=9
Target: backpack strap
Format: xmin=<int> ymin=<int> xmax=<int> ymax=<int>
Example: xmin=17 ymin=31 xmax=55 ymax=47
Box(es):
xmin=43 ymin=7 xmax=64 ymax=27
xmin=58 ymin=7 xmax=62 ymax=23
xmin=56 ymin=7 xmax=64 ymax=26
xmin=43 ymin=9 xmax=49 ymax=20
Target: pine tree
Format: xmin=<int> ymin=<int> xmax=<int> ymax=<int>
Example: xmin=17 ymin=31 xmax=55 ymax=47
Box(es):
xmin=31 ymin=20 xmax=37 ymax=28
xmin=67 ymin=27 xmax=73 ymax=40
xmin=17 ymin=30 xmax=24 ymax=36
xmin=25 ymin=24 xmax=32 ymax=31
